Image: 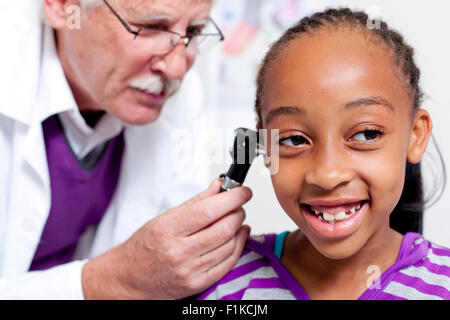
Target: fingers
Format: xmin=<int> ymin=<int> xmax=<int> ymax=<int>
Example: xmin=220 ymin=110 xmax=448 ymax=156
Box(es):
xmin=197 ymin=224 xmax=251 ymax=272
xmin=164 ymin=226 xmax=251 ymax=297
xmin=197 ymin=225 xmax=251 ymax=288
xmin=172 ymin=185 xmax=253 ymax=236
xmin=188 ymin=207 xmax=246 ymax=255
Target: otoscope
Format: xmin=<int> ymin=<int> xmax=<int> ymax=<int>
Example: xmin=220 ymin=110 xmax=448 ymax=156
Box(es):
xmin=219 ymin=128 xmax=265 ymax=192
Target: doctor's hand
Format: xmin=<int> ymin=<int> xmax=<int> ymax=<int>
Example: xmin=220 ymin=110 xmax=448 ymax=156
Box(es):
xmin=81 ymin=179 xmax=252 ymax=299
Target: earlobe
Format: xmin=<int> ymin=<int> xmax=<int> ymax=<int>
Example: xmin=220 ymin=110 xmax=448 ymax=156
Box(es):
xmin=43 ymin=0 xmax=72 ymax=30
xmin=407 ymin=109 xmax=433 ymax=164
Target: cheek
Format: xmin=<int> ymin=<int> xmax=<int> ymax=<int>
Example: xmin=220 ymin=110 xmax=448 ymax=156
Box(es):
xmin=82 ymin=20 xmax=147 ymax=84
xmin=95 ymin=43 xmax=153 ymax=102
xmin=270 ymin=159 xmax=304 ymax=215
xmin=358 ymin=148 xmax=407 ymax=220
xmin=186 ymin=55 xmax=196 ymax=72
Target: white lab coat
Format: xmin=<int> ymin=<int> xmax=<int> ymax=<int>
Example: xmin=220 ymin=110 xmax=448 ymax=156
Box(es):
xmin=0 ymin=0 xmax=210 ymax=299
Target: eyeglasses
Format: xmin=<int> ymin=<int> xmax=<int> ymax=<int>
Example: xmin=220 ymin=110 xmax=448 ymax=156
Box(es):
xmin=103 ymin=0 xmax=224 ymax=56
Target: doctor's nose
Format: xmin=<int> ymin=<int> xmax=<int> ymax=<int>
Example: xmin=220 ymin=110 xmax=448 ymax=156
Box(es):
xmin=304 ymin=145 xmax=355 ymax=191
xmin=150 ymin=42 xmax=191 ymax=80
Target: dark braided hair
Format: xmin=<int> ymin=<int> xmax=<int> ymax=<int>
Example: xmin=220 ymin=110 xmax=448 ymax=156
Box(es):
xmin=256 ymin=8 xmax=423 ymax=121
xmin=255 ymin=8 xmax=440 ymax=234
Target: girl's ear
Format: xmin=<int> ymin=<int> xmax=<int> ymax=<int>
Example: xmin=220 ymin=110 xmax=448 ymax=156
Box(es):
xmin=407 ymin=109 xmax=433 ymax=164
xmin=257 ymin=123 xmax=272 ymax=169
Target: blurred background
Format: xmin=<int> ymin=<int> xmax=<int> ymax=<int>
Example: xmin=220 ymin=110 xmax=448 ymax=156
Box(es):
xmin=166 ymin=0 xmax=450 ymax=246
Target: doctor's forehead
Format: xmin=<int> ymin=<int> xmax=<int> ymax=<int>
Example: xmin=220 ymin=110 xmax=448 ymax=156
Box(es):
xmin=122 ymin=0 xmax=212 ymax=20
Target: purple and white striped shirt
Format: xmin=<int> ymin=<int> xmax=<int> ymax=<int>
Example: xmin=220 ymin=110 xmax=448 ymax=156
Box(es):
xmin=197 ymin=232 xmax=450 ymax=300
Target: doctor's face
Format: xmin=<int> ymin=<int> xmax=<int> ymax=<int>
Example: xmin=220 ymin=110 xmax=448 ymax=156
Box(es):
xmin=54 ymin=0 xmax=211 ymax=125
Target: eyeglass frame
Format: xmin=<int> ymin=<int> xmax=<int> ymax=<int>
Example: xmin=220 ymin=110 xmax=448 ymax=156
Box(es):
xmin=102 ymin=0 xmax=225 ymax=53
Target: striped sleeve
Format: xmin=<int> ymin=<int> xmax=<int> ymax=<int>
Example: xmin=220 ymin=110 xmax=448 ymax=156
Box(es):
xmin=197 ymin=235 xmax=296 ymax=300
xmin=382 ymin=241 xmax=450 ymax=300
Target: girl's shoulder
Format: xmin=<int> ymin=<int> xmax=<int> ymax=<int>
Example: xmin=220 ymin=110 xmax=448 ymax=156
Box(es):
xmin=406 ymin=232 xmax=450 ymax=270
xmin=196 ymin=233 xmax=297 ymax=300
xmin=410 ymin=233 xmax=450 ymax=275
xmin=381 ymin=232 xmax=450 ymax=300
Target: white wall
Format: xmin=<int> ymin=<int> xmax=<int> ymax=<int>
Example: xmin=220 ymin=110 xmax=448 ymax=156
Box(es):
xmin=194 ymin=0 xmax=450 ymax=247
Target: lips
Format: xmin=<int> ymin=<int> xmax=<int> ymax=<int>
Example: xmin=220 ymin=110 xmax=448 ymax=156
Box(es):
xmin=300 ymin=199 xmax=369 ymax=239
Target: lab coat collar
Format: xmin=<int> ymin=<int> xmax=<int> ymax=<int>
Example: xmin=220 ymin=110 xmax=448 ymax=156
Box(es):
xmin=0 ymin=1 xmax=76 ymax=126
xmin=0 ymin=1 xmax=42 ymax=125
xmin=35 ymin=25 xmax=79 ymax=123
xmin=21 ymin=22 xmax=79 ymax=189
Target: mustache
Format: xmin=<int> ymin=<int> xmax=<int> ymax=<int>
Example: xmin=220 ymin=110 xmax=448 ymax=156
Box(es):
xmin=129 ymin=74 xmax=181 ymax=96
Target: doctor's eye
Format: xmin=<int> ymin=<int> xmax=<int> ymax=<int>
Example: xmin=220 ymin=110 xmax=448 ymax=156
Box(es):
xmin=186 ymin=25 xmax=205 ymax=37
xmin=279 ymin=135 xmax=310 ymax=147
xmin=136 ymin=23 xmax=169 ymax=36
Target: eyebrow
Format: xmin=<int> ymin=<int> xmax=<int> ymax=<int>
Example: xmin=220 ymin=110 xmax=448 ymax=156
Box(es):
xmin=344 ymin=96 xmax=394 ymax=112
xmin=264 ymin=96 xmax=394 ymax=126
xmin=264 ymin=106 xmax=305 ymax=126
xmin=191 ymin=19 xmax=210 ymax=27
xmin=136 ymin=12 xmax=209 ymax=26
xmin=138 ymin=13 xmax=174 ymax=23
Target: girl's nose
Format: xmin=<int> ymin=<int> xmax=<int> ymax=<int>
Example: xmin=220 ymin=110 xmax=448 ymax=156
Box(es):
xmin=304 ymin=143 xmax=355 ymax=191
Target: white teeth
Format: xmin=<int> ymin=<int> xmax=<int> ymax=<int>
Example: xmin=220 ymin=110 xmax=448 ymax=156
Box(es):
xmin=322 ymin=212 xmax=335 ymax=222
xmin=335 ymin=211 xmax=346 ymax=221
xmin=308 ymin=202 xmax=364 ymax=224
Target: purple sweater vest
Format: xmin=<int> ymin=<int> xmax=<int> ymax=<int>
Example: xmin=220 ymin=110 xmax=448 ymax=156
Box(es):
xmin=29 ymin=115 xmax=125 ymax=271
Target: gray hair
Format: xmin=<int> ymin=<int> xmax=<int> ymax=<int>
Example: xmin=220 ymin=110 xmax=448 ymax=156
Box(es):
xmin=80 ymin=0 xmax=103 ymax=10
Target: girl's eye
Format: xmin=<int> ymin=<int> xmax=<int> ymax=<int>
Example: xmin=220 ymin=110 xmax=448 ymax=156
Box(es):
xmin=350 ymin=129 xmax=383 ymax=142
xmin=279 ymin=135 xmax=309 ymax=147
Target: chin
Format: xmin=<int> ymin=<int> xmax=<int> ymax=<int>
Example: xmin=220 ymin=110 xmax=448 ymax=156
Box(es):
xmin=115 ymin=104 xmax=164 ymax=125
xmin=307 ymin=231 xmax=367 ymax=260
xmin=125 ymin=113 xmax=162 ymax=126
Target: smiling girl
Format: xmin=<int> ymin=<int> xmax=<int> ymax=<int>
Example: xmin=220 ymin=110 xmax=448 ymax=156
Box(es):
xmin=197 ymin=8 xmax=450 ymax=300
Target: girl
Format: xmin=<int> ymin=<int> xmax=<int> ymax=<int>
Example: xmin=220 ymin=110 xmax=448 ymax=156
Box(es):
xmin=197 ymin=8 xmax=450 ymax=300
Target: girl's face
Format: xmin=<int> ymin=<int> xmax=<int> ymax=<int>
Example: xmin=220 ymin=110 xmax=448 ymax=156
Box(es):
xmin=260 ymin=29 xmax=431 ymax=259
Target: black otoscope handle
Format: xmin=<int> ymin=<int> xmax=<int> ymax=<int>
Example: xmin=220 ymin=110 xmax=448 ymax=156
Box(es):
xmin=219 ymin=128 xmax=260 ymax=192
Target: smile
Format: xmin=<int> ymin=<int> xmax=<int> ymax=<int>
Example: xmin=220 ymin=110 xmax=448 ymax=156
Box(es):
xmin=302 ymin=201 xmax=367 ymax=224
xmin=300 ymin=200 xmax=369 ymax=239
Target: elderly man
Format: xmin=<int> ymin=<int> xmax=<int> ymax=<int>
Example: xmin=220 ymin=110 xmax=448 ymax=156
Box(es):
xmin=0 ymin=0 xmax=252 ymax=299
